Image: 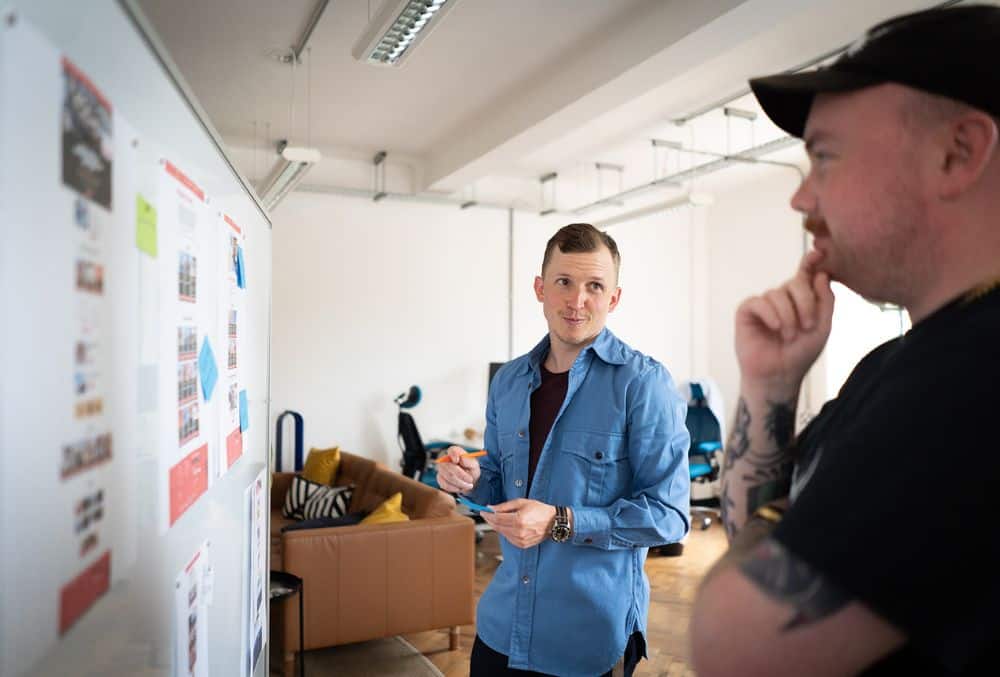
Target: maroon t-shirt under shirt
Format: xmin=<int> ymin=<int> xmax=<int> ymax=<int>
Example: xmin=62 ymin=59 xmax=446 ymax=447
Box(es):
xmin=527 ymin=363 xmax=569 ymax=492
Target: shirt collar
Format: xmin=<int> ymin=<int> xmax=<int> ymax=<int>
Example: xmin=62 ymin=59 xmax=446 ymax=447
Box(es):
xmin=521 ymin=327 xmax=627 ymax=376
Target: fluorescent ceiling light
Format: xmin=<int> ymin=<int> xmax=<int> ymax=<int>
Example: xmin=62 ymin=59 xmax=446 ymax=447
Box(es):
xmin=353 ymin=0 xmax=458 ymax=67
xmin=258 ymin=144 xmax=321 ymax=212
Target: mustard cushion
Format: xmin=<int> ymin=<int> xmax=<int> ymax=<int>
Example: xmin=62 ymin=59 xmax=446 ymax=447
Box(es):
xmin=361 ymin=492 xmax=410 ymax=525
xmin=301 ymin=446 xmax=340 ymax=485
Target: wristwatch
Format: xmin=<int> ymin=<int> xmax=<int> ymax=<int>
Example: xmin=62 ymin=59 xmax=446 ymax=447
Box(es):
xmin=550 ymin=506 xmax=571 ymax=543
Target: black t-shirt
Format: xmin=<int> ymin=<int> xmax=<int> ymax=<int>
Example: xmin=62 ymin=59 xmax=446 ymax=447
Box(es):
xmin=774 ymin=286 xmax=1000 ymax=675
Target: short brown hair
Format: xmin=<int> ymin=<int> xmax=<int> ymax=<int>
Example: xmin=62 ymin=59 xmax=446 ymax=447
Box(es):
xmin=541 ymin=223 xmax=621 ymax=282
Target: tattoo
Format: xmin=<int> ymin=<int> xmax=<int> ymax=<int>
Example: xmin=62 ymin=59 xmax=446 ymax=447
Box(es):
xmin=720 ymin=485 xmax=737 ymax=540
xmin=740 ymin=538 xmax=850 ymax=631
xmin=721 ymin=399 xmax=751 ymax=540
xmin=764 ymin=401 xmax=795 ymax=448
xmin=723 ymin=398 xmax=751 ymax=474
xmin=722 ymin=398 xmax=796 ymax=539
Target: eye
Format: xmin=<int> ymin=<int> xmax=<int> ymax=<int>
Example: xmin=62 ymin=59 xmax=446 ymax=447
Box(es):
xmin=555 ymin=277 xmax=569 ymax=286
xmin=589 ymin=282 xmax=604 ymax=292
xmin=810 ymin=148 xmax=834 ymax=164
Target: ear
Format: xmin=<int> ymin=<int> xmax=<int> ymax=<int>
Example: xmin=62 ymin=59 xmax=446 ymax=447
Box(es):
xmin=534 ymin=275 xmax=544 ymax=302
xmin=937 ymin=111 xmax=999 ymax=200
xmin=607 ymin=286 xmax=622 ymax=312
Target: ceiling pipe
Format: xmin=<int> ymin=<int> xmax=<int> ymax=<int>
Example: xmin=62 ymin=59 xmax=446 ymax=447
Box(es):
xmin=671 ymin=136 xmax=805 ymax=179
xmin=572 ymin=176 xmax=680 ymax=215
xmin=292 ymin=0 xmax=331 ymax=63
xmin=290 ymin=136 xmax=800 ymax=216
xmin=296 ymin=182 xmax=524 ymax=212
xmin=566 ymin=135 xmax=801 ymax=215
xmin=594 ymin=192 xmax=713 ymax=229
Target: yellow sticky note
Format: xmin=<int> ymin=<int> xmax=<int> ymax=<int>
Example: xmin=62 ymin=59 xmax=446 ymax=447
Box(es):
xmin=136 ymin=194 xmax=157 ymax=257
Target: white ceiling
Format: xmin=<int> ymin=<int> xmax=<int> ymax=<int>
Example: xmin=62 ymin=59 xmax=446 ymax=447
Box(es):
xmin=137 ymin=0 xmax=968 ymax=213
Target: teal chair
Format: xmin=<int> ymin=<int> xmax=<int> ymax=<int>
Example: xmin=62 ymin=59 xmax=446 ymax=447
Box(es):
xmin=686 ymin=383 xmax=723 ymax=530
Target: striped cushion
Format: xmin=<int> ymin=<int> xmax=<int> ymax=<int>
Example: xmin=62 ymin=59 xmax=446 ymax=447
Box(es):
xmin=282 ymin=475 xmax=323 ymax=519
xmin=302 ymin=484 xmax=353 ymax=520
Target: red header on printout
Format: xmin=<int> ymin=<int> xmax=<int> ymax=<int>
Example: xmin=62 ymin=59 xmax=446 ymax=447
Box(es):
xmin=224 ymin=214 xmax=242 ymax=234
xmin=61 ymin=57 xmax=112 ymax=112
xmin=164 ymin=161 xmax=205 ymax=202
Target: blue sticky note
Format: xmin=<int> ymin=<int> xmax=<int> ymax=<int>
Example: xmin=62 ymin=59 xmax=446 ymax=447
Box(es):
xmin=456 ymin=495 xmax=494 ymax=513
xmin=239 ymin=389 xmax=249 ymax=431
xmin=199 ymin=339 xmax=218 ymax=401
xmin=236 ymin=246 xmax=246 ymax=289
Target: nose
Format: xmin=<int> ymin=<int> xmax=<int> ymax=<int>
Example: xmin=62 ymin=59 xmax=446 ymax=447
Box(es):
xmin=568 ymin=285 xmax=586 ymax=309
xmin=789 ymin=173 xmax=815 ymax=215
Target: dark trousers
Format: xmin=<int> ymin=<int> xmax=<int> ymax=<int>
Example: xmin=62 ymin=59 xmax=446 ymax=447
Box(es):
xmin=471 ymin=633 xmax=644 ymax=677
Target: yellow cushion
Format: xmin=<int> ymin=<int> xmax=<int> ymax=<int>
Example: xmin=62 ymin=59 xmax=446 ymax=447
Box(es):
xmin=301 ymin=446 xmax=340 ymax=485
xmin=361 ymin=492 xmax=410 ymax=525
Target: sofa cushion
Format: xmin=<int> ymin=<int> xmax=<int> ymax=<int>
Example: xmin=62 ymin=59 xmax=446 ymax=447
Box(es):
xmin=283 ymin=475 xmax=353 ymax=520
xmin=360 ymin=492 xmax=409 ymax=525
xmin=303 ymin=484 xmax=353 ymax=520
xmin=283 ymin=475 xmax=324 ymax=519
xmin=301 ymin=446 xmax=341 ymax=485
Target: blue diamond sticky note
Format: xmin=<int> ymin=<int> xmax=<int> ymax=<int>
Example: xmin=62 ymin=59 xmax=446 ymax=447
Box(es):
xmin=239 ymin=389 xmax=249 ymax=431
xmin=236 ymin=246 xmax=246 ymax=289
xmin=198 ymin=338 xmax=218 ymax=401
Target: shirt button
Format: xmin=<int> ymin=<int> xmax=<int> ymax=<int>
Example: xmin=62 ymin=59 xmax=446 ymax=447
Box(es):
xmin=517 ymin=430 xmax=525 ymax=438
xmin=584 ymin=538 xmax=593 ymax=544
xmin=522 ymin=576 xmax=530 ymax=584
xmin=514 ymin=479 xmax=523 ymax=488
xmin=594 ymin=451 xmax=604 ymax=460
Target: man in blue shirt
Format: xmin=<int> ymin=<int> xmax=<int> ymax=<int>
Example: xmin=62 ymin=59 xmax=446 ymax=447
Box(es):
xmin=438 ymin=223 xmax=691 ymax=676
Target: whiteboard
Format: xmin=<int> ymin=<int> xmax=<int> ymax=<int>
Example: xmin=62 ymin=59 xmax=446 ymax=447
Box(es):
xmin=0 ymin=1 xmax=272 ymax=675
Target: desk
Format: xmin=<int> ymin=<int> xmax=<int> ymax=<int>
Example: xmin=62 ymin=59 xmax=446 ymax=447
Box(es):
xmin=270 ymin=570 xmax=304 ymax=677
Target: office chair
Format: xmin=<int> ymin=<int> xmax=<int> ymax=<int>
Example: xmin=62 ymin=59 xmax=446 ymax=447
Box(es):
xmin=396 ymin=385 xmax=432 ymax=481
xmin=685 ymin=382 xmax=723 ymax=531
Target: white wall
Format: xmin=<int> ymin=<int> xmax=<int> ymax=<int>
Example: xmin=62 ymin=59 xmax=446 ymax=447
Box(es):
xmin=826 ymin=283 xmax=909 ymax=400
xmin=703 ymin=161 xmax=816 ymax=425
xmin=269 ymin=192 xmax=509 ymax=467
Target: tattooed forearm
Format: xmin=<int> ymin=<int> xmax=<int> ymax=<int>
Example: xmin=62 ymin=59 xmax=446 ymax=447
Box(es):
xmin=721 ymin=397 xmax=797 ymax=541
xmin=739 ymin=538 xmax=850 ymax=631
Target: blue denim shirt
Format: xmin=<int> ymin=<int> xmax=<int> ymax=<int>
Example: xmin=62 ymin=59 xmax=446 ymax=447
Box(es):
xmin=467 ymin=328 xmax=691 ymax=676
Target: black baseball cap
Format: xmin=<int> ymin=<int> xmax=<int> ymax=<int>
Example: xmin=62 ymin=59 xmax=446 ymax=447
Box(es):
xmin=749 ymin=5 xmax=1000 ymax=138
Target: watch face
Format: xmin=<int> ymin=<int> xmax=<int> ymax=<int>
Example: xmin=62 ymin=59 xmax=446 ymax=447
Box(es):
xmin=551 ymin=524 xmax=571 ymax=543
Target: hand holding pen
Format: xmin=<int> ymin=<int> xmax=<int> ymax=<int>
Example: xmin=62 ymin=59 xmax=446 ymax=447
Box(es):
xmin=435 ymin=445 xmax=483 ymax=495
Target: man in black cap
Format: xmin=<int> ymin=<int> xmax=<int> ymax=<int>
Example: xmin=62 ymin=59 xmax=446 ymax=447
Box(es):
xmin=691 ymin=5 xmax=1000 ymax=675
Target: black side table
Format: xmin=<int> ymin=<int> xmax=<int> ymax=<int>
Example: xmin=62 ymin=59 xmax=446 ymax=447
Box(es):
xmin=269 ymin=570 xmax=305 ymax=677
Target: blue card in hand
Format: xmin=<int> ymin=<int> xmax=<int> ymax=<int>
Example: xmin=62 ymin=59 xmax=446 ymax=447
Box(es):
xmin=456 ymin=495 xmax=494 ymax=513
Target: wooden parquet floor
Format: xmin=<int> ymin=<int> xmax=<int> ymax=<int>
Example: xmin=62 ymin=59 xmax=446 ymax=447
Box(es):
xmin=403 ymin=522 xmax=728 ymax=676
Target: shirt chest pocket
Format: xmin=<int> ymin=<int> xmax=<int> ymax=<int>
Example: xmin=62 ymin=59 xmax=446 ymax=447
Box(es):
xmin=560 ymin=431 xmax=629 ymax=506
xmin=497 ymin=432 xmax=522 ymax=499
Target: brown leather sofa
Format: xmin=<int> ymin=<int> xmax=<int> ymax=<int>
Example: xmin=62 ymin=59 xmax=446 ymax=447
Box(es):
xmin=270 ymin=451 xmax=475 ymax=676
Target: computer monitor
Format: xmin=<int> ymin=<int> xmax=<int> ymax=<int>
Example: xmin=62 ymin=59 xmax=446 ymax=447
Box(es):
xmin=488 ymin=362 xmax=505 ymax=393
